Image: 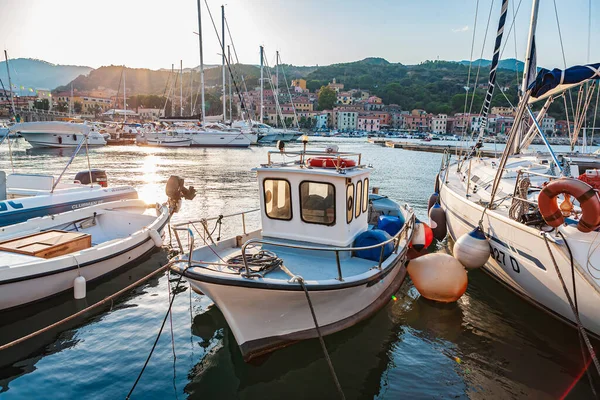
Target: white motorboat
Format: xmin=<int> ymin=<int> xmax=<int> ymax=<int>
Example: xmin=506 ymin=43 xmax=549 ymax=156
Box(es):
xmin=438 ymin=0 xmax=600 ymax=338
xmin=232 ymin=120 xmax=301 ymax=144
xmin=1 ymin=169 xmax=138 ymax=227
xmin=12 ymin=122 xmax=107 ymax=148
xmin=137 ymin=134 xmax=192 ymax=147
xmin=170 ymin=146 xmax=415 ymax=361
xmin=0 ymin=175 xmax=196 ymax=311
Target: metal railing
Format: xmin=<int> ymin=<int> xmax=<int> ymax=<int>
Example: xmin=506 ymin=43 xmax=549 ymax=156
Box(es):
xmin=266 ymin=150 xmax=363 ymax=172
xmin=170 ymin=207 xmax=416 ymax=281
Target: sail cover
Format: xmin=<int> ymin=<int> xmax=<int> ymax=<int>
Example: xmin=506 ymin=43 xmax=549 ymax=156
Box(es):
xmin=528 ymin=63 xmax=600 ymax=101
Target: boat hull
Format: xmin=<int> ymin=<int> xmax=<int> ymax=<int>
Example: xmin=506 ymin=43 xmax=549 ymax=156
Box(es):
xmin=188 ymin=132 xmax=251 ymax=148
xmin=0 ymin=205 xmax=169 ymax=311
xmin=439 ymin=174 xmax=600 ymax=336
xmin=20 ymin=132 xmax=107 ymax=148
xmin=185 ymin=256 xmax=406 ymax=361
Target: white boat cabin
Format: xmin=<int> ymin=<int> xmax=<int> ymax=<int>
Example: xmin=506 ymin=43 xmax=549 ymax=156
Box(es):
xmin=255 ymin=150 xmax=370 ymax=247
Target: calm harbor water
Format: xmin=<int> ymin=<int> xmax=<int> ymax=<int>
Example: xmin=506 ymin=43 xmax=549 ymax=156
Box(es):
xmin=0 ymin=137 xmax=597 ymax=399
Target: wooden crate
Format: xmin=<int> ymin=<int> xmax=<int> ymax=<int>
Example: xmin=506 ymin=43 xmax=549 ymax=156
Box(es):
xmin=0 ymin=230 xmax=92 ymax=259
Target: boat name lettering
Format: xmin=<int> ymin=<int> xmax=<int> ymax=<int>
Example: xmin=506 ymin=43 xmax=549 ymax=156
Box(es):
xmin=0 ymin=200 xmax=25 ymax=213
xmin=489 ymin=244 xmax=520 ymax=273
xmin=72 ymin=200 xmax=103 ymax=210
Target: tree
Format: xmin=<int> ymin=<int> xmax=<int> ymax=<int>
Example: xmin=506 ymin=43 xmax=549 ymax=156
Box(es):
xmin=33 ymin=98 xmax=50 ymax=111
xmin=56 ymin=101 xmax=68 ymax=113
xmin=317 ymin=86 xmax=336 ymax=111
xmin=74 ymin=101 xmax=83 ymax=113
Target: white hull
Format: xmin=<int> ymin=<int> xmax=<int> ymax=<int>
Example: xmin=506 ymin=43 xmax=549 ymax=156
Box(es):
xmin=184 ymin=255 xmax=406 ymax=360
xmin=0 ymin=199 xmax=169 ymax=310
xmin=19 ymin=132 xmax=107 ymax=148
xmin=143 ymin=138 xmax=192 ymax=147
xmin=439 ymin=173 xmax=600 ymax=336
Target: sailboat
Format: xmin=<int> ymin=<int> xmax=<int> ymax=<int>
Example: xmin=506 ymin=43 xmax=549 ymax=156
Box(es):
xmin=438 ymin=0 xmax=600 ymax=337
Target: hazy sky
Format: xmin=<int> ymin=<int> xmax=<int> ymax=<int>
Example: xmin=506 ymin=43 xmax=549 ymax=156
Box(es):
xmin=0 ymin=0 xmax=596 ymax=70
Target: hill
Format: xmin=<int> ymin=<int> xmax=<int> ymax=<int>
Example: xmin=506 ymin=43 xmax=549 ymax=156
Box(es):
xmin=0 ymin=58 xmax=92 ymax=91
xmin=458 ymin=58 xmax=525 ymax=72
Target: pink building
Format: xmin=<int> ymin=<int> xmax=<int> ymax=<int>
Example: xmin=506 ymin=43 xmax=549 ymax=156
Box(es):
xmin=358 ymin=115 xmax=380 ymax=132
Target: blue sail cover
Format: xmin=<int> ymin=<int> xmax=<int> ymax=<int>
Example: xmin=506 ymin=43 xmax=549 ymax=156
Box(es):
xmin=528 ymin=63 xmax=600 ymax=98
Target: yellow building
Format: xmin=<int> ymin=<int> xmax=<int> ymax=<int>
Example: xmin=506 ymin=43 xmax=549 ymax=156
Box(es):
xmin=291 ymin=79 xmax=307 ymax=90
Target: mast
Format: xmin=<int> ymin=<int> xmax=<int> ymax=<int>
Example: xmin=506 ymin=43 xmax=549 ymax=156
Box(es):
xmin=180 ymin=60 xmax=183 ymax=117
xmin=512 ymin=0 xmax=540 ymax=154
xmin=123 ymin=66 xmax=127 ymax=123
xmin=3 ymin=51 xmax=15 ymax=117
xmin=197 ymin=0 xmax=205 ymax=126
xmin=260 ymin=45 xmax=264 ymax=124
xmin=221 ymin=5 xmax=226 ymax=122
xmin=70 ymin=82 xmax=73 ymax=118
xmin=228 ymin=45 xmax=232 ymax=121
xmin=190 ymin=67 xmax=193 ymax=116
xmin=276 ymin=50 xmax=279 ymax=97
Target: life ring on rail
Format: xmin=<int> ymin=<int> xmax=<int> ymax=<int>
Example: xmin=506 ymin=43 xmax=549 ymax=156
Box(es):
xmin=578 ymin=170 xmax=600 ymax=191
xmin=538 ymin=178 xmax=600 ymax=233
xmin=308 ymin=157 xmax=356 ymax=169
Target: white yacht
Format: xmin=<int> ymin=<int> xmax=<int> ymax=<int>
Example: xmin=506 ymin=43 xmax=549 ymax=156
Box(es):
xmin=232 ymin=120 xmax=302 ymax=144
xmin=11 ymin=122 xmax=107 ymax=148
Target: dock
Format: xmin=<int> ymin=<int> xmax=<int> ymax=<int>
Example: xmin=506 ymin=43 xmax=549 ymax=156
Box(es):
xmin=368 ymin=139 xmax=499 ymax=158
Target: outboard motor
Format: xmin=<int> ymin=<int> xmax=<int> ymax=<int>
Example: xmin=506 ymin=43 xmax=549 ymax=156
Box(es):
xmin=75 ymin=169 xmax=108 ymax=187
xmin=166 ymin=175 xmax=196 ymax=213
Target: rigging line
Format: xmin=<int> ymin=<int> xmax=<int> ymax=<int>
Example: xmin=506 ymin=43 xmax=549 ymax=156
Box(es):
xmin=553 ymin=0 xmax=576 ymax=124
xmin=458 ymin=0 xmax=480 ymax=161
xmin=262 ymin=51 xmax=288 ymax=129
xmin=224 ymin=16 xmax=254 ymax=120
xmin=588 ymin=0 xmax=592 ymax=63
xmin=467 ymin=0 xmax=496 ymax=140
xmin=591 ymin=84 xmax=599 ymax=147
xmin=278 ymin=53 xmax=300 ymax=129
xmin=114 ymin=67 xmax=124 ymax=111
xmin=512 ymin=0 xmax=520 ymax=88
xmin=203 ymin=1 xmax=250 ymax=120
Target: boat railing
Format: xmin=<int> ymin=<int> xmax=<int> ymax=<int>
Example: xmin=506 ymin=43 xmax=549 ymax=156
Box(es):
xmin=237 ymin=210 xmax=415 ymax=280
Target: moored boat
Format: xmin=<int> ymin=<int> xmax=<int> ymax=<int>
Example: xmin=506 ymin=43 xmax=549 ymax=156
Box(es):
xmin=170 ymin=145 xmax=415 ymax=361
xmin=12 ymin=122 xmax=107 ymax=148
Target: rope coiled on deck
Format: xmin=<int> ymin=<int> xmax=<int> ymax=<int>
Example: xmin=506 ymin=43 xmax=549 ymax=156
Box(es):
xmin=227 ymin=250 xmax=283 ymax=276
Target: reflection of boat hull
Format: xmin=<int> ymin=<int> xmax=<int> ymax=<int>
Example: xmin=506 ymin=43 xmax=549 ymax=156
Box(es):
xmin=144 ymin=138 xmax=192 ymax=147
xmin=184 ymin=257 xmax=406 ymax=361
xmin=258 ymin=132 xmax=301 ymax=143
xmin=439 ymin=173 xmax=600 ymax=337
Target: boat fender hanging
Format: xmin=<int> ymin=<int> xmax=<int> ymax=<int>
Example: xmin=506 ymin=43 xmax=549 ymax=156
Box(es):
xmin=409 ymin=220 xmax=434 ymax=252
xmin=427 ymin=192 xmax=439 ymax=212
xmin=354 ymin=229 xmax=394 ymax=261
xmin=149 ymin=229 xmax=163 ymax=247
xmin=377 ymin=214 xmax=405 ymax=237
xmin=74 ymin=276 xmax=86 ymax=300
xmin=428 ymin=203 xmax=447 ymax=241
xmin=407 ymin=253 xmax=468 ymax=303
xmin=538 ymin=178 xmax=600 ymax=233
xmin=453 ymin=227 xmax=490 ymax=269
xmin=434 ymin=173 xmax=441 ymax=193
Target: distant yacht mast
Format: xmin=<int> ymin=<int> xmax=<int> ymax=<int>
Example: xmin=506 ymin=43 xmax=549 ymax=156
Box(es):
xmin=221 ymin=5 xmax=226 ymax=122
xmin=197 ymin=0 xmax=205 ymax=126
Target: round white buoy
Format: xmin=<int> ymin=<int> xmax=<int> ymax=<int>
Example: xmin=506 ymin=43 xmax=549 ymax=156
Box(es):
xmin=74 ymin=276 xmax=86 ymax=299
xmin=453 ymin=227 xmax=490 ymax=269
xmin=429 ymin=203 xmax=447 ymax=241
xmin=427 ymin=192 xmax=439 ymax=212
xmin=407 ymin=253 xmax=467 ymax=303
xmin=149 ymin=228 xmax=163 ymax=247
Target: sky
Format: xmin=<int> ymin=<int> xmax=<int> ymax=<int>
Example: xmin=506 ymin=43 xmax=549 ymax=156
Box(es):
xmin=0 ymin=0 xmax=597 ymax=71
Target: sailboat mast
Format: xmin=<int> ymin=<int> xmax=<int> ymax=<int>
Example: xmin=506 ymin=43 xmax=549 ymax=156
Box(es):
xmin=260 ymin=45 xmax=264 ymax=124
xmin=520 ymin=0 xmax=540 ymax=94
xmin=70 ymin=82 xmax=73 ymax=118
xmin=180 ymin=60 xmax=183 ymax=117
xmin=228 ymin=45 xmax=232 ymax=121
xmin=123 ymin=66 xmax=127 ymax=123
xmin=197 ymin=0 xmax=205 ymax=126
xmin=276 ymin=51 xmax=279 ymax=97
xmin=221 ymin=5 xmax=226 ymax=122
xmin=190 ymin=66 xmax=193 ymax=116
xmin=3 ymin=51 xmax=15 ymax=117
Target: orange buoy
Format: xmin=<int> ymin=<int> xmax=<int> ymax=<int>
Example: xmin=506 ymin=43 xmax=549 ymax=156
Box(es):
xmin=538 ymin=178 xmax=600 ymax=233
xmin=407 ymin=253 xmax=468 ymax=303
xmin=308 ymin=156 xmax=356 ymax=169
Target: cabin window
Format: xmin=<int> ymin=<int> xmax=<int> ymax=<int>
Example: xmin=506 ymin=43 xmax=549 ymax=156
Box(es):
xmin=363 ymin=178 xmax=369 ymax=213
xmin=300 ymin=181 xmax=335 ymax=226
xmin=346 ymin=183 xmax=354 ymax=223
xmin=264 ymin=179 xmax=292 ymax=220
xmin=355 ymin=180 xmax=362 ymax=218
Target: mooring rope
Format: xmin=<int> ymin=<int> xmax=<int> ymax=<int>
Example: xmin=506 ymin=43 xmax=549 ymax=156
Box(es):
xmin=542 ymin=233 xmax=600 ymax=380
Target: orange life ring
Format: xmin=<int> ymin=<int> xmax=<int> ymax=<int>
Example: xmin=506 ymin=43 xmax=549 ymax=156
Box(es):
xmin=538 ymin=178 xmax=600 ymax=233
xmin=308 ymin=157 xmax=356 ymax=169
xmin=578 ymin=170 xmax=600 ymax=191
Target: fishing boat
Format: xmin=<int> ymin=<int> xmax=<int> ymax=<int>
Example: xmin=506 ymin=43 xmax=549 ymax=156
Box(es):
xmin=437 ymin=0 xmax=600 ymax=337
xmin=170 ymin=144 xmax=415 ymax=361
xmin=0 ymin=176 xmax=195 ymax=311
xmin=11 ymin=122 xmax=107 ymax=148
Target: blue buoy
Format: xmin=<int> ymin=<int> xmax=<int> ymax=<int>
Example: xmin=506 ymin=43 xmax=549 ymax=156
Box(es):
xmin=354 ymin=229 xmax=394 ymax=261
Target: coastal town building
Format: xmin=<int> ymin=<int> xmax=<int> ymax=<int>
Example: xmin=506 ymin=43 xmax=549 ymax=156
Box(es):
xmin=431 ymin=114 xmax=447 ymax=134
xmin=327 ymin=78 xmax=344 ymax=93
xmin=364 ymin=96 xmax=384 ymax=111
xmin=138 ymin=108 xmax=164 ymax=120
xmin=491 ymin=106 xmax=515 ymax=117
xmin=291 ymin=79 xmax=306 ymax=91
xmin=337 ymin=111 xmax=358 ymax=130
xmin=336 ymin=92 xmax=353 ymax=105
xmin=357 ymin=115 xmax=380 ymax=132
